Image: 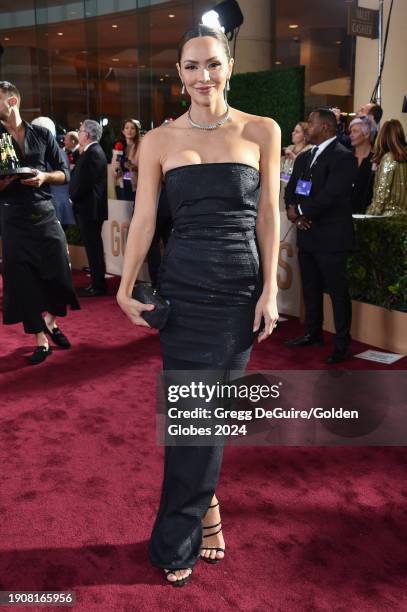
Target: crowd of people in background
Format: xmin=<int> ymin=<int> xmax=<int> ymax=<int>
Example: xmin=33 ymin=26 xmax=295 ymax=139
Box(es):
xmin=281 ymin=106 xmax=406 ymax=363
xmin=23 ymin=114 xmax=173 ymax=294
xmin=281 ymin=102 xmax=407 ymax=216
xmin=1 ymin=73 xmax=406 ymax=367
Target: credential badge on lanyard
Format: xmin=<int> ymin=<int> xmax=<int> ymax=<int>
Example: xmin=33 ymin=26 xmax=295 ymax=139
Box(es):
xmin=295 ymin=179 xmax=312 ymax=197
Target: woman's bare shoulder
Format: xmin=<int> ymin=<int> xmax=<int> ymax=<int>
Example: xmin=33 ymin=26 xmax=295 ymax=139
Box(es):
xmin=233 ymin=108 xmax=280 ymax=144
xmin=232 ymin=108 xmax=279 ymax=129
xmin=138 ymin=125 xmax=174 ymax=163
xmin=141 ymin=116 xmax=188 ymax=149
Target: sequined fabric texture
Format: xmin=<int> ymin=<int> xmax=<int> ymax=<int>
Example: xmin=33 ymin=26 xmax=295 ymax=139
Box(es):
xmin=158 ymin=163 xmax=262 ymax=366
xmin=368 ymin=152 xmax=407 ymax=216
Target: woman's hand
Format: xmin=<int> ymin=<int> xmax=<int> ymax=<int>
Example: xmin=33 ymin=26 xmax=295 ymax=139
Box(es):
xmin=116 ymin=291 xmax=155 ymax=327
xmin=253 ymin=290 xmax=279 ymax=343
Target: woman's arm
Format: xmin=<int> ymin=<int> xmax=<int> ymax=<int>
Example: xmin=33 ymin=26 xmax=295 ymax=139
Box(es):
xmin=253 ymin=117 xmax=281 ymax=342
xmin=116 ymin=130 xmax=163 ymax=325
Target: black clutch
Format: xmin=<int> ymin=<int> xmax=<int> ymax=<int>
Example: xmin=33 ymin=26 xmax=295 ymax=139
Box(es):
xmin=131 ymin=281 xmax=170 ymax=330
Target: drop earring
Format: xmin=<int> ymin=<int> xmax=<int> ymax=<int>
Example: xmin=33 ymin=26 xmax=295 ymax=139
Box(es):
xmin=226 ymin=79 xmax=231 ymax=92
xmin=181 ymin=82 xmax=185 ymax=95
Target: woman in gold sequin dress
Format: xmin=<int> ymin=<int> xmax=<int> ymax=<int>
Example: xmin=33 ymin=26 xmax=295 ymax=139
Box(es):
xmin=367 ymin=119 xmax=407 ymax=216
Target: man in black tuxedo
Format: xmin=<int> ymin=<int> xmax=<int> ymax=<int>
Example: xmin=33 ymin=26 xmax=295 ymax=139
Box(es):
xmin=69 ymin=119 xmax=108 ymax=297
xmin=284 ymin=108 xmax=358 ymax=363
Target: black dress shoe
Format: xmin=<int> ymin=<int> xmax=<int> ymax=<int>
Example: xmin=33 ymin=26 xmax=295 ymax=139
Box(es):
xmin=43 ymin=322 xmax=71 ymax=349
xmin=78 ymin=286 xmax=107 ymax=298
xmin=284 ymin=334 xmax=324 ymax=347
xmin=326 ymin=349 xmax=352 ymax=364
xmin=29 ymin=345 xmax=52 ymax=365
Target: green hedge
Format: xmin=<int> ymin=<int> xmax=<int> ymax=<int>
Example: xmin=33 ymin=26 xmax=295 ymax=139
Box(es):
xmin=348 ymin=217 xmax=407 ymax=312
xmin=229 ymin=66 xmax=305 ymax=146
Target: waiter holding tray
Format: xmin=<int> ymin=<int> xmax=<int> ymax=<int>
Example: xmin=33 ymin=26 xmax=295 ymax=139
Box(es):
xmin=0 ymin=81 xmax=79 ymax=365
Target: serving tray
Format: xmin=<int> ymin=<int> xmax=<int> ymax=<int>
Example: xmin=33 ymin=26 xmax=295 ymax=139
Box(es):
xmin=0 ymin=167 xmax=37 ymax=179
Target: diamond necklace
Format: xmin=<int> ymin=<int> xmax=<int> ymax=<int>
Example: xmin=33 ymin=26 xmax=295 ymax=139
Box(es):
xmin=187 ymin=105 xmax=230 ymax=130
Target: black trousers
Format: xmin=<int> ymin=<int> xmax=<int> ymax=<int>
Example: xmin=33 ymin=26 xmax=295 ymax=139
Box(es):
xmin=148 ymin=349 xmax=251 ymax=569
xmin=76 ymin=215 xmax=106 ymax=292
xmin=298 ymin=249 xmax=352 ymax=351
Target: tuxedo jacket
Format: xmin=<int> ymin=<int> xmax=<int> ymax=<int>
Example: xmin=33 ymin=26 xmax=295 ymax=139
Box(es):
xmin=69 ymin=143 xmax=108 ymax=223
xmin=285 ymin=139 xmax=358 ymax=252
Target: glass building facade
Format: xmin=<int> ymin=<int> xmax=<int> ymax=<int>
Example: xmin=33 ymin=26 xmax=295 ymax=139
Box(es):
xmin=274 ymin=0 xmax=356 ymax=116
xmin=0 ymin=0 xmax=356 ymax=143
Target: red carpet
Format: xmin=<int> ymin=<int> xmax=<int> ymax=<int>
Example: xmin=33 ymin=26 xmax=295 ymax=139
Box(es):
xmin=1 ymin=273 xmax=406 ymax=612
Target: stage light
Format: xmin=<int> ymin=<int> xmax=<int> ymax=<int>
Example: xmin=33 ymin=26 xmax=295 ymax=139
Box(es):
xmin=202 ymin=10 xmax=222 ymax=30
xmin=202 ymin=0 xmax=244 ymax=38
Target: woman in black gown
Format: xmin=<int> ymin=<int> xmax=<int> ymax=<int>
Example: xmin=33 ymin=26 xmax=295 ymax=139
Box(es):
xmin=117 ymin=26 xmax=280 ymax=586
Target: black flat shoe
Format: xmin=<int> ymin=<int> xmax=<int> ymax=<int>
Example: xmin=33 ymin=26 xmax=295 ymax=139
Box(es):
xmin=43 ymin=323 xmax=71 ymax=349
xmin=164 ymin=568 xmax=193 ymax=587
xmin=284 ymin=334 xmax=324 ymax=347
xmin=200 ymin=502 xmax=225 ymax=565
xmin=29 ymin=345 xmax=52 ymax=365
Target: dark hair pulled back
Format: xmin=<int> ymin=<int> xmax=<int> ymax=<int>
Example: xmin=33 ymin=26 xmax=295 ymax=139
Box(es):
xmin=177 ymin=25 xmax=231 ymax=64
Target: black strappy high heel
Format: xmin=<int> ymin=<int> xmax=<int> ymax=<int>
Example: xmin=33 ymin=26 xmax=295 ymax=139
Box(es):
xmin=164 ymin=568 xmax=193 ymax=587
xmin=200 ymin=502 xmax=225 ymax=565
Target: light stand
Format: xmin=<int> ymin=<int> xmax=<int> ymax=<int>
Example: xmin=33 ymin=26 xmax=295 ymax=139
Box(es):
xmin=377 ymin=0 xmax=384 ymax=105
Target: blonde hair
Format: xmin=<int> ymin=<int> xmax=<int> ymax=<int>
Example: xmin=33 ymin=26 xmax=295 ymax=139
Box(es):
xmin=296 ymin=121 xmax=309 ymax=141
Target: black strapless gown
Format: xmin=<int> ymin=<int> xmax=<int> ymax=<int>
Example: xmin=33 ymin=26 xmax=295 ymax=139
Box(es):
xmin=149 ymin=163 xmax=262 ymax=570
xmin=158 ymin=162 xmax=262 ymax=367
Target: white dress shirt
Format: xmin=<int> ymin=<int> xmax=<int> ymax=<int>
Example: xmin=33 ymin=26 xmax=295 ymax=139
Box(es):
xmin=84 ymin=141 xmax=98 ymax=152
xmin=309 ymin=136 xmax=337 ymax=167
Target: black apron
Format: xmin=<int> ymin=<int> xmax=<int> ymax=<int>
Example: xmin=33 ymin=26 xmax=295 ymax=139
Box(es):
xmin=1 ymin=199 xmax=80 ymax=333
